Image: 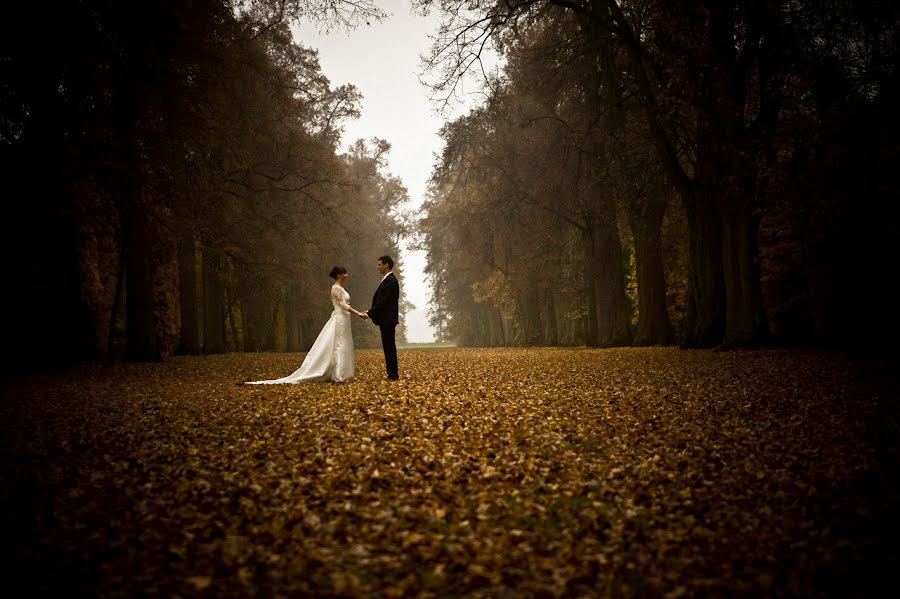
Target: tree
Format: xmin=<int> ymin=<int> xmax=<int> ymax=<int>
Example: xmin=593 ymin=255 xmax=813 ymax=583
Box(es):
xmin=0 ymin=0 xmax=405 ymax=364
xmin=418 ymin=0 xmax=900 ymax=349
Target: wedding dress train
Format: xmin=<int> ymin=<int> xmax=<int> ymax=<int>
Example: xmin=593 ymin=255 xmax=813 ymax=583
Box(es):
xmin=247 ymin=284 xmax=355 ymax=383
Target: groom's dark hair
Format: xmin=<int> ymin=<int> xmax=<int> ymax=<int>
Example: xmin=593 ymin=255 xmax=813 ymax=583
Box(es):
xmin=378 ymin=255 xmax=394 ymax=269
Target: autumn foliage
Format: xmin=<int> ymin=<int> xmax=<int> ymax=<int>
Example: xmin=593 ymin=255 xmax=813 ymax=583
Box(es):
xmin=0 ymin=0 xmax=404 ymax=364
xmin=419 ymin=0 xmax=900 ymax=350
xmin=2 ymin=348 xmax=896 ymax=596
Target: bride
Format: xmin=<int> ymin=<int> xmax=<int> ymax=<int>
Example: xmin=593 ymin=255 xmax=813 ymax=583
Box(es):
xmin=247 ymin=266 xmax=366 ymax=384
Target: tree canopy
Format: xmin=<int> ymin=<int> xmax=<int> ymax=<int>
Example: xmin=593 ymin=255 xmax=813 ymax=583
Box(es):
xmin=418 ymin=0 xmax=900 ymax=350
xmin=1 ymin=0 xmax=407 ymax=364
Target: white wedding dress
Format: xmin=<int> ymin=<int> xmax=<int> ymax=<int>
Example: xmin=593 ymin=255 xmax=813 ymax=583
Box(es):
xmin=247 ymin=284 xmax=355 ymax=383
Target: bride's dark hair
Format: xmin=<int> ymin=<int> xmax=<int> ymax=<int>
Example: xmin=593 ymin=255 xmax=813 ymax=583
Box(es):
xmin=329 ymin=266 xmax=347 ymax=279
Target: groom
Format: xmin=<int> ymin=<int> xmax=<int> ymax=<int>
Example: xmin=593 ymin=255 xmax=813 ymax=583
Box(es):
xmin=362 ymin=255 xmax=400 ymax=380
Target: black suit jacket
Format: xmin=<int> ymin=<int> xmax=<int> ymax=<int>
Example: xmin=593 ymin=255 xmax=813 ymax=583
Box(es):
xmin=369 ymin=272 xmax=399 ymax=327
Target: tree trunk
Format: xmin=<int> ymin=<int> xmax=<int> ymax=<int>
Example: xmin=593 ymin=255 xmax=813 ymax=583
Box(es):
xmin=240 ymin=297 xmax=258 ymax=352
xmin=107 ymin=233 xmax=127 ymax=362
xmin=273 ymin=298 xmax=287 ymax=351
xmin=242 ymin=293 xmax=278 ymax=352
xmin=222 ymin=279 xmax=241 ymax=352
xmin=483 ymin=309 xmax=499 ymax=347
xmin=262 ymin=304 xmax=276 ymax=350
xmin=682 ymin=186 xmax=726 ymax=346
xmin=286 ymin=289 xmax=301 ymax=352
xmin=586 ymin=211 xmax=633 ymax=346
xmin=227 ymin=295 xmax=242 ymax=352
xmin=721 ymin=191 xmax=769 ymax=346
xmin=484 ymin=311 xmax=493 ymax=346
xmin=177 ymin=238 xmax=201 ymax=354
xmin=493 ymin=307 xmax=511 ymax=346
xmin=541 ymin=288 xmax=559 ymax=346
xmin=123 ymin=200 xmax=161 ymax=362
xmin=202 ymin=248 xmax=226 ymax=353
xmin=297 ymin=318 xmax=311 ymax=351
xmin=581 ymin=227 xmax=601 ymax=346
xmin=630 ymin=193 xmax=675 ymax=346
xmin=520 ymin=287 xmax=543 ymax=345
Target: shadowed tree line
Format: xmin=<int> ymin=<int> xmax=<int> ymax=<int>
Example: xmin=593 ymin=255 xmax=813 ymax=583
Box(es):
xmin=1 ymin=0 xmax=409 ymax=365
xmin=418 ymin=0 xmax=900 ymax=350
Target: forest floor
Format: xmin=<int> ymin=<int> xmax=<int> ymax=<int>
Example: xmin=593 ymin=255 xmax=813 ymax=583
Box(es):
xmin=2 ymin=347 xmax=898 ymax=597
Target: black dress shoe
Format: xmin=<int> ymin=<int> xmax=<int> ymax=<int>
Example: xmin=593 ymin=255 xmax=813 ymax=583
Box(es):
xmin=387 ymin=375 xmax=399 ymax=380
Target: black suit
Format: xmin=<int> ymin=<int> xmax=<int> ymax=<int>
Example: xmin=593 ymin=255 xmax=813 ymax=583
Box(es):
xmin=369 ymin=272 xmax=400 ymax=379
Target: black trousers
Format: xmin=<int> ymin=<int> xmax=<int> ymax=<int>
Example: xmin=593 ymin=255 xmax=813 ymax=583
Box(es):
xmin=379 ymin=323 xmax=398 ymax=379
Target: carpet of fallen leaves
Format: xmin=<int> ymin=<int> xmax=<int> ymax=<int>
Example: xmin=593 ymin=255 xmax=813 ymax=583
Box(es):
xmin=2 ymin=347 xmax=898 ymax=597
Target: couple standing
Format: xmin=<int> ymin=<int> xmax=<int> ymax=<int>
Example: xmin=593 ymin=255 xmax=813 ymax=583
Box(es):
xmin=247 ymin=256 xmax=399 ymax=384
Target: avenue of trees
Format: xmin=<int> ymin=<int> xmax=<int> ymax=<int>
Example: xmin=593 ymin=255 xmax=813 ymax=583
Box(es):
xmin=2 ymin=1 xmax=897 ymax=361
xmin=419 ymin=0 xmax=900 ymax=350
xmin=1 ymin=0 xmax=408 ymax=364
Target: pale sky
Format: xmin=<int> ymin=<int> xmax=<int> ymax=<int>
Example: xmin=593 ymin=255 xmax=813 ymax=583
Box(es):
xmin=292 ymin=1 xmax=497 ymax=343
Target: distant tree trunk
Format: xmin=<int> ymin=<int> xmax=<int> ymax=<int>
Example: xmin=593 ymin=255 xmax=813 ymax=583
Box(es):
xmin=709 ymin=2 xmax=770 ymax=348
xmin=107 ymin=234 xmax=127 ymax=362
xmin=473 ymin=311 xmax=485 ymax=347
xmin=540 ymin=288 xmax=559 ymax=346
xmin=286 ymin=287 xmax=301 ymax=352
xmin=202 ymin=248 xmax=226 ymax=353
xmin=585 ymin=209 xmax=632 ymax=346
xmin=586 ymin=9 xmax=631 ymax=347
xmin=483 ymin=311 xmax=493 ymax=346
xmin=682 ymin=185 xmax=726 ymax=347
xmin=300 ymin=318 xmax=316 ymax=351
xmin=222 ymin=259 xmax=242 ymax=352
xmin=581 ymin=227 xmax=600 ymax=347
xmin=261 ymin=306 xmax=276 ymax=351
xmin=520 ymin=287 xmax=543 ymax=345
xmin=503 ymin=311 xmax=516 ymax=346
xmin=487 ymin=308 xmax=507 ymax=346
xmin=177 ymin=238 xmax=201 ymax=354
xmin=241 ymin=298 xmax=258 ymax=351
xmin=123 ymin=199 xmax=160 ymax=362
xmin=630 ymin=191 xmax=675 ymax=346
xmin=682 ymin=99 xmax=727 ymax=347
xmin=242 ymin=293 xmax=278 ymax=352
xmin=226 ymin=296 xmax=242 ymax=352
xmin=721 ymin=189 xmax=770 ymax=346
xmin=273 ymin=299 xmax=287 ymax=351
xmin=106 ymin=42 xmax=159 ymax=362
xmin=696 ymin=2 xmax=767 ymax=348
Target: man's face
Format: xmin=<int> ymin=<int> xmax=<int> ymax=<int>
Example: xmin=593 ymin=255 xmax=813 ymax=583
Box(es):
xmin=377 ymin=260 xmax=389 ymax=275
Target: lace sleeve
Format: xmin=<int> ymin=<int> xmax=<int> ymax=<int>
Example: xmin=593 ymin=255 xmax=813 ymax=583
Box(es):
xmin=331 ymin=285 xmax=351 ymax=312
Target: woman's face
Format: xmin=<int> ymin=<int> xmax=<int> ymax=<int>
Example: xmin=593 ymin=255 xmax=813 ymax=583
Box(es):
xmin=338 ymin=272 xmax=349 ymax=284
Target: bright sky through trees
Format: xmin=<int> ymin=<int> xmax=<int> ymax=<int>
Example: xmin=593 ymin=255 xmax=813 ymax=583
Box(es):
xmin=292 ymin=0 xmax=498 ymax=342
